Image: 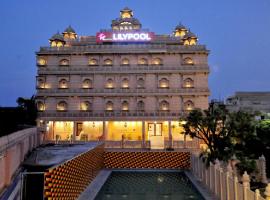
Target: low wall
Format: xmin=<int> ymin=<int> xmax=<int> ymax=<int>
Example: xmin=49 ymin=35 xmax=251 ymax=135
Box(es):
xmin=104 ymin=151 xmax=190 ymax=169
xmin=0 ymin=128 xmax=39 ymax=193
xmin=43 ymin=144 xmax=104 ymax=200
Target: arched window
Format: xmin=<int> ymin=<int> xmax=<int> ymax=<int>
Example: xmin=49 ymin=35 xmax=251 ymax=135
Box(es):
xmin=152 ymin=57 xmax=162 ymax=65
xmin=59 ymin=59 xmax=69 ymax=66
xmin=89 ymin=58 xmax=98 ymax=66
xmin=106 ymin=78 xmax=114 ymax=89
xmin=82 ymin=79 xmax=92 ymax=89
xmin=183 ymin=78 xmax=194 ymax=88
xmin=137 ymin=78 xmax=145 ymax=88
xmin=37 ymin=58 xmax=47 ymax=66
xmin=81 ymin=101 xmax=92 ymax=111
xmin=37 ymin=101 xmax=45 ymax=111
xmin=104 ymin=59 xmax=113 ymax=66
xmin=160 ymin=100 xmax=169 ymax=111
xmin=183 ymin=57 xmax=194 ymax=65
xmin=137 ymin=101 xmax=144 ymax=111
xmin=138 ymin=58 xmax=148 ymax=65
xmin=37 ymin=78 xmax=45 ymax=89
xmin=106 ymin=101 xmax=113 ymax=111
xmin=159 ymin=78 xmax=169 ymax=88
xmin=57 ymin=101 xmax=67 ymax=111
xmin=59 ymin=79 xmax=68 ymax=89
xmin=121 ymin=58 xmax=129 ymax=65
xmin=122 ymin=101 xmax=129 ymax=111
xmin=122 ymin=78 xmax=129 ymax=88
xmin=184 ymin=100 xmax=194 ymax=111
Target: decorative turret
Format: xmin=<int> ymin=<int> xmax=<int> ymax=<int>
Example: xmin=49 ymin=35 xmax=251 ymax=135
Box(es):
xmin=49 ymin=32 xmax=65 ymax=47
xmin=111 ymin=7 xmax=142 ymax=31
xmin=173 ymin=23 xmax=188 ymax=37
xmin=182 ymin=30 xmax=198 ymax=45
xmin=120 ymin=7 xmax=133 ymax=18
xmin=62 ymin=25 xmax=77 ymax=39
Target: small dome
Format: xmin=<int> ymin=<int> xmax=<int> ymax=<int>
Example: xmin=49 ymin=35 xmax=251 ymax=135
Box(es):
xmin=49 ymin=32 xmax=65 ymax=42
xmin=183 ymin=31 xmax=197 ymax=39
xmin=63 ymin=25 xmax=76 ymax=34
xmin=175 ymin=22 xmax=186 ymax=30
xmin=121 ymin=7 xmax=132 ymax=12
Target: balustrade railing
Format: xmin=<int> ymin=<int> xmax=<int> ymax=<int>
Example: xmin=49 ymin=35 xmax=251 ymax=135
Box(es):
xmin=191 ymin=155 xmax=270 ymax=200
xmin=37 ymin=87 xmax=210 ymax=95
xmin=37 ymin=65 xmax=209 ymax=73
xmin=38 ymin=110 xmax=185 ymax=118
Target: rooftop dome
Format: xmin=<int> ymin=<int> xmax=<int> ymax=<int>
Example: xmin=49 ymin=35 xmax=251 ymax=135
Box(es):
xmin=49 ymin=32 xmax=65 ymax=41
xmin=183 ymin=31 xmax=197 ymax=39
xmin=175 ymin=22 xmax=187 ymax=30
xmin=63 ymin=25 xmax=76 ymax=33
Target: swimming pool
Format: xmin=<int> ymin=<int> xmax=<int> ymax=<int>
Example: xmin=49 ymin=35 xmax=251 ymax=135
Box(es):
xmin=95 ymin=171 xmax=204 ymax=200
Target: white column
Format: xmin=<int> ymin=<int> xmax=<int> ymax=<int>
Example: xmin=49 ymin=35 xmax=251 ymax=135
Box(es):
xmin=168 ymin=121 xmax=172 ymax=148
xmin=102 ymin=121 xmax=108 ymax=141
xmin=72 ymin=122 xmax=76 ymax=142
xmin=142 ymin=121 xmax=145 ymax=148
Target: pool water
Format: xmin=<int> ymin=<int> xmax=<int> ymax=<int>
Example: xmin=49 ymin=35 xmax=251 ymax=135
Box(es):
xmin=95 ymin=171 xmax=204 ymax=200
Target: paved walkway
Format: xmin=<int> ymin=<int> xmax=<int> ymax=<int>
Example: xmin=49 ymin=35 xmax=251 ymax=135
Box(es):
xmin=185 ymin=171 xmax=218 ymax=200
xmin=78 ymin=170 xmax=111 ymax=200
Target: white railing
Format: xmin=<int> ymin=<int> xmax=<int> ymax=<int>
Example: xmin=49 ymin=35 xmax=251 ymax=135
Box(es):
xmin=105 ymin=140 xmax=150 ymax=149
xmin=191 ymin=155 xmax=269 ymax=200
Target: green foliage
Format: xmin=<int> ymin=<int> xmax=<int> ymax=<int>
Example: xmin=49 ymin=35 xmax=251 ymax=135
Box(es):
xmin=0 ymin=96 xmax=37 ymax=137
xmin=182 ymin=105 xmax=260 ymax=174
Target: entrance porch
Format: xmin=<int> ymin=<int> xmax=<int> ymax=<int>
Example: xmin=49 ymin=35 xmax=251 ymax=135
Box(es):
xmin=45 ymin=120 xmax=200 ymax=150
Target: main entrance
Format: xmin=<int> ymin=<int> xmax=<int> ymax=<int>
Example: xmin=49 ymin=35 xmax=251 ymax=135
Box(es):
xmin=148 ymin=123 xmax=164 ymax=149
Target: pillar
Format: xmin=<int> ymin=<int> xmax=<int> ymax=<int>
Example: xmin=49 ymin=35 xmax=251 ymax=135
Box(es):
xmin=142 ymin=121 xmax=145 ymax=148
xmin=242 ymin=171 xmax=250 ymax=200
xmin=102 ymin=121 xmax=108 ymax=141
xmin=264 ymin=183 xmax=270 ymax=200
xmin=72 ymin=122 xmax=76 ymax=142
xmin=168 ymin=121 xmax=172 ymax=148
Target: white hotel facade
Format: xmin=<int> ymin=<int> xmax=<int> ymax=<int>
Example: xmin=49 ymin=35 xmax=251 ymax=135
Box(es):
xmin=36 ymin=8 xmax=210 ymax=149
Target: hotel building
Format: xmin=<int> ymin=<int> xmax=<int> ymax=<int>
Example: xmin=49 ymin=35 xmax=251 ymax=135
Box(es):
xmin=36 ymin=7 xmax=210 ymax=149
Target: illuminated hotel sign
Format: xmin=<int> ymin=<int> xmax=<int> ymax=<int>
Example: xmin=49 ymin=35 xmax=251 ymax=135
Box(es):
xmin=96 ymin=32 xmax=154 ymax=43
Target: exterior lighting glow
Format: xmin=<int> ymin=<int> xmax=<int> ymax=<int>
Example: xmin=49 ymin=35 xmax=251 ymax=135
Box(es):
xmin=96 ymin=32 xmax=154 ymax=43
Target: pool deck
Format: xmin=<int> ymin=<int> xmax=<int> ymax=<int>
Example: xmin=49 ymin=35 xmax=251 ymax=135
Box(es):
xmin=78 ymin=170 xmax=112 ymax=200
xmin=185 ymin=171 xmax=218 ymax=200
xmin=78 ymin=169 xmax=217 ymax=200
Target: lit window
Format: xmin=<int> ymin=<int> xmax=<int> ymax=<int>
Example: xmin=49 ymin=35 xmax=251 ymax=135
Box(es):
xmin=122 ymin=101 xmax=129 ymax=111
xmin=51 ymin=41 xmax=57 ymax=47
xmin=183 ymin=57 xmax=194 ymax=65
xmin=138 ymin=58 xmax=148 ymax=65
xmin=137 ymin=78 xmax=145 ymax=88
xmin=122 ymin=78 xmax=129 ymax=88
xmin=82 ymin=79 xmax=92 ymax=89
xmin=106 ymin=78 xmax=114 ymax=89
xmin=184 ymin=100 xmax=194 ymax=111
xmin=59 ymin=79 xmax=68 ymax=89
xmin=37 ymin=78 xmax=45 ymax=89
xmin=104 ymin=59 xmax=113 ymax=66
xmin=37 ymin=101 xmax=45 ymax=111
xmin=57 ymin=101 xmax=67 ymax=111
xmin=106 ymin=101 xmax=113 ymax=111
xmin=152 ymin=58 xmax=162 ymax=65
xmin=59 ymin=59 xmax=69 ymax=66
xmin=89 ymin=58 xmax=98 ymax=66
xmin=183 ymin=78 xmax=194 ymax=88
xmin=81 ymin=101 xmax=91 ymax=111
xmin=37 ymin=58 xmax=47 ymax=66
xmin=159 ymin=78 xmax=169 ymax=88
xmin=121 ymin=58 xmax=129 ymax=65
xmin=160 ymin=100 xmax=169 ymax=111
xmin=137 ymin=101 xmax=144 ymax=111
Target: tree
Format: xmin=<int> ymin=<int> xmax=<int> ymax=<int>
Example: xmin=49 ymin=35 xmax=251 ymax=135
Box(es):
xmin=16 ymin=95 xmax=37 ymax=125
xmin=182 ymin=105 xmax=258 ymax=174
